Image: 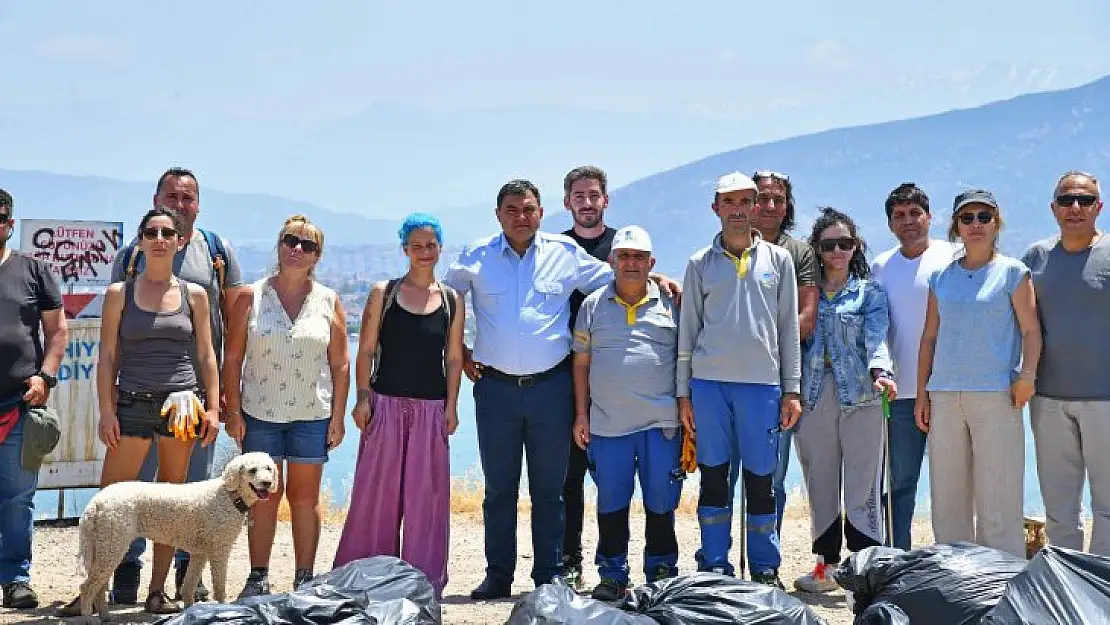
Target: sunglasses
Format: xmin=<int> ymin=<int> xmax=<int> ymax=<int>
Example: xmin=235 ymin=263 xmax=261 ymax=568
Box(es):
xmin=753 ymin=170 xmax=790 ymax=182
xmin=141 ymin=226 xmax=178 ymax=239
xmin=1055 ymin=194 xmax=1098 ymax=208
xmin=817 ymin=237 xmax=856 ymax=253
xmin=958 ymin=210 xmax=994 ymax=225
xmin=0 ymin=213 xmax=9 ymax=225
xmin=282 ymin=233 xmax=319 ymax=254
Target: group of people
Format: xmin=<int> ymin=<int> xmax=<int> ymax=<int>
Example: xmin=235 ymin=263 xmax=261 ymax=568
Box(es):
xmin=0 ymin=163 xmax=1105 ymax=614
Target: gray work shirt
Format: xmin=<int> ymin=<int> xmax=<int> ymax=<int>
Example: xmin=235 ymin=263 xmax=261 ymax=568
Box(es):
xmin=111 ymin=229 xmax=244 ymax=365
xmin=1022 ymin=235 xmax=1110 ymax=400
xmin=573 ymin=281 xmax=679 ymax=437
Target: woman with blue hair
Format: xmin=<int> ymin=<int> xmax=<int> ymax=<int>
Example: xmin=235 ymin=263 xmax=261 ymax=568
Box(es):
xmin=333 ymin=212 xmax=464 ymax=598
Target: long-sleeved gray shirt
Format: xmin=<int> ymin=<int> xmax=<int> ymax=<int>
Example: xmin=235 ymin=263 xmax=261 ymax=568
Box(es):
xmin=677 ymin=233 xmax=801 ymax=397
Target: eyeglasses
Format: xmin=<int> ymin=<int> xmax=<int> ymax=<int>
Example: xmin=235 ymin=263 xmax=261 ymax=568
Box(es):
xmin=141 ymin=226 xmax=177 ymax=239
xmin=753 ymin=170 xmax=790 ymax=182
xmin=1055 ymin=194 xmax=1098 ymax=208
xmin=816 ymin=237 xmax=856 ymax=253
xmin=958 ymin=210 xmax=994 ymax=225
xmin=282 ymin=233 xmax=319 ymax=254
xmin=0 ymin=213 xmax=9 ymax=225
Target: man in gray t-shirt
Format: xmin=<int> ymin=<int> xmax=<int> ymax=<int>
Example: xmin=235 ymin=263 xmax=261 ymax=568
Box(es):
xmin=110 ymin=168 xmax=245 ymax=603
xmin=1022 ymin=170 xmax=1110 ymax=557
xmin=571 ymin=226 xmax=682 ymax=600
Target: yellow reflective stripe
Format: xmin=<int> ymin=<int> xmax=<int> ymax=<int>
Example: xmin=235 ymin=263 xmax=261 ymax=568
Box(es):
xmin=724 ymin=247 xmax=752 ymax=278
xmin=614 ymin=294 xmax=651 ymax=326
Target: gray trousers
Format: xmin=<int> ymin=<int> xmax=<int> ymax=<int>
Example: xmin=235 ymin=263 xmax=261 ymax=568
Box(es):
xmin=928 ymin=391 xmax=1025 ymax=559
xmin=1030 ymin=397 xmax=1110 ymax=556
xmin=794 ymin=373 xmax=885 ymax=559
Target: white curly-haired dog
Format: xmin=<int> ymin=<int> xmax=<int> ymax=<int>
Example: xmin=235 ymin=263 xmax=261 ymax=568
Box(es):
xmin=70 ymin=452 xmax=278 ymax=621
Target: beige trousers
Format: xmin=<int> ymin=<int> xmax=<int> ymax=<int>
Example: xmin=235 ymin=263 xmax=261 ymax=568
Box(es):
xmin=1030 ymin=397 xmax=1110 ymax=556
xmin=928 ymin=390 xmax=1025 ymax=558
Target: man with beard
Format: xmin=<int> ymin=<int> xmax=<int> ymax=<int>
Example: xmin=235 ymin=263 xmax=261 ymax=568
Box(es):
xmin=870 ymin=183 xmax=956 ymax=550
xmin=109 ymin=168 xmax=245 ymax=604
xmin=560 ymin=165 xmax=617 ymax=589
xmin=678 ymin=172 xmax=801 ymax=589
xmin=750 ymin=171 xmax=818 ymax=540
xmin=0 ymin=188 xmax=67 ymax=609
xmin=1022 ymin=171 xmax=1110 ymax=556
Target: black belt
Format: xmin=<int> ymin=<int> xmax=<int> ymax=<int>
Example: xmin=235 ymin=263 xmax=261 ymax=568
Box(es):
xmin=483 ymin=361 xmax=568 ymax=388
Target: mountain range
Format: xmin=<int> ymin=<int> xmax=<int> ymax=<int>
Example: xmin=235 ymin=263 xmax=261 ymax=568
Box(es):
xmin=4 ymin=72 xmax=1110 ymax=278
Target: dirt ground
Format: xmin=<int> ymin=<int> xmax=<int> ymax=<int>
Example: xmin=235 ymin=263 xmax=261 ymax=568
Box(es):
xmin=0 ymin=508 xmax=938 ymax=625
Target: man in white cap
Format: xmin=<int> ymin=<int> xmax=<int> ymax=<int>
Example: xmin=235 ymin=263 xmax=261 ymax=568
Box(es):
xmin=677 ymin=172 xmax=802 ymax=588
xmin=571 ymin=225 xmax=682 ymax=601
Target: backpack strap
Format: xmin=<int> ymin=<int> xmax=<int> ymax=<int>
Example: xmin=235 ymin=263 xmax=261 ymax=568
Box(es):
xmin=369 ymin=278 xmax=402 ymax=385
xmin=198 ymin=229 xmax=228 ymax=304
xmin=437 ymin=281 xmax=456 ymax=328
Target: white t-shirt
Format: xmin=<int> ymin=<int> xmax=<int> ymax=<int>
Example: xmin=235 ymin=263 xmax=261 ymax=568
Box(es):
xmin=871 ymin=240 xmax=957 ymax=399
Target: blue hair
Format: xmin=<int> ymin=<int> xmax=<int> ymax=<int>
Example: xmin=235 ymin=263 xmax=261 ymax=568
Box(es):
xmin=398 ymin=212 xmax=443 ymax=246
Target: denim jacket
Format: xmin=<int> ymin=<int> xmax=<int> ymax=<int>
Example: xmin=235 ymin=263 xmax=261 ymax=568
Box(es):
xmin=801 ymin=276 xmax=893 ymax=411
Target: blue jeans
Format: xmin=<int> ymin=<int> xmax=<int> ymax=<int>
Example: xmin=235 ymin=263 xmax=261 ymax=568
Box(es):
xmin=689 ymin=379 xmax=782 ymax=575
xmin=886 ymin=398 xmax=926 ymax=550
xmin=0 ymin=411 xmax=38 ymax=584
xmin=123 ymin=435 xmax=216 ymax=569
xmin=474 ymin=369 xmax=573 ymax=586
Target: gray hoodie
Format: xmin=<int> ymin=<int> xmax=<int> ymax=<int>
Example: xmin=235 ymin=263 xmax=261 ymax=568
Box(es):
xmin=677 ymin=233 xmax=801 ymax=397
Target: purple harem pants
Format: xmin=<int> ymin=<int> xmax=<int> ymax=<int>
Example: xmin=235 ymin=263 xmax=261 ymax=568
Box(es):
xmin=333 ymin=393 xmax=450 ymax=594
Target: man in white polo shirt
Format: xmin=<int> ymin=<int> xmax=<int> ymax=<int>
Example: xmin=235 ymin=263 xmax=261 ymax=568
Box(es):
xmin=572 ymin=225 xmax=682 ymax=601
xmin=870 ymin=182 xmax=956 ymax=550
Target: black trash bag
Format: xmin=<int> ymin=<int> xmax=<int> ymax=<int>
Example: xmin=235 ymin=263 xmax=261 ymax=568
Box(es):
xmin=504 ymin=580 xmax=657 ymax=625
xmin=983 ymin=546 xmax=1110 ymax=624
xmin=619 ymin=572 xmax=828 ymax=625
xmin=155 ymin=555 xmax=440 ymax=625
xmin=834 ymin=542 xmax=1026 ymax=625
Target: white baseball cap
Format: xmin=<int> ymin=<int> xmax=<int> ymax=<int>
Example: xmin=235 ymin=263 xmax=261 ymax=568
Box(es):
xmin=611 ymin=225 xmax=653 ymax=253
xmin=715 ymin=172 xmax=758 ymax=194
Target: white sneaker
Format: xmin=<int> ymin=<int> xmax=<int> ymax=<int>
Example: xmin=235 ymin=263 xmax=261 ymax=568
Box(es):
xmin=794 ymin=558 xmax=838 ymax=593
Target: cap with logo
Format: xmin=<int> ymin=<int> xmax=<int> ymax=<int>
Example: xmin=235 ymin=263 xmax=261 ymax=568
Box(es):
xmin=715 ymin=172 xmax=758 ymax=195
xmin=953 ymin=189 xmax=999 ymax=213
xmin=611 ymin=225 xmax=653 ymax=253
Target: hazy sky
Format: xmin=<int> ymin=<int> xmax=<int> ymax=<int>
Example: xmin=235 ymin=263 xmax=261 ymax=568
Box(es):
xmin=2 ymin=0 xmax=1109 ymax=212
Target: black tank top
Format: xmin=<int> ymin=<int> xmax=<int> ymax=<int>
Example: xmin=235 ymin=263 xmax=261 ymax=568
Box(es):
xmin=371 ymin=299 xmax=449 ymax=400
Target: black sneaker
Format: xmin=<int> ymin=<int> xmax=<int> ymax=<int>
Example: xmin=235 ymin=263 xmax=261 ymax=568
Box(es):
xmin=647 ymin=564 xmax=677 ymax=584
xmin=111 ymin=561 xmax=141 ymax=604
xmin=292 ymin=568 xmax=313 ymax=590
xmin=2 ymin=581 xmax=39 ymax=609
xmin=750 ymin=569 xmax=786 ymax=590
xmin=175 ymin=565 xmax=210 ymax=602
xmin=590 ymin=578 xmax=627 ymax=602
xmin=237 ymin=570 xmax=271 ymax=600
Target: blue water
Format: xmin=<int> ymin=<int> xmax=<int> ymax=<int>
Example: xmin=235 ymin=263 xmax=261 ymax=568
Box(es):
xmin=36 ymin=341 xmax=1087 ymax=520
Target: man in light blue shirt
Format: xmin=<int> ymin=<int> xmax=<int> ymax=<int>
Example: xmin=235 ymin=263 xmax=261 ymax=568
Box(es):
xmin=444 ymin=179 xmax=678 ymax=599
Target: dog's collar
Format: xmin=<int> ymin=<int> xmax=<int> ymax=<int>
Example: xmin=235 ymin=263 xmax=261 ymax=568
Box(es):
xmin=229 ymin=490 xmax=250 ymax=514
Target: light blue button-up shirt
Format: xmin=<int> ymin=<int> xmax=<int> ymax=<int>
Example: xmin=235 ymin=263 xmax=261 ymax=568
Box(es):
xmin=443 ymin=231 xmax=613 ymax=375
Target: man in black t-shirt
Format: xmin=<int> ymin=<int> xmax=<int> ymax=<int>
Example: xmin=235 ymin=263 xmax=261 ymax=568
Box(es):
xmin=0 ymin=188 xmax=67 ymax=610
xmin=560 ymin=166 xmax=615 ymax=589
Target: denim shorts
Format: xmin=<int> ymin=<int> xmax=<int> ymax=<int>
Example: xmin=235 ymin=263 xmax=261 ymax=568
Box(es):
xmin=241 ymin=412 xmax=330 ymax=465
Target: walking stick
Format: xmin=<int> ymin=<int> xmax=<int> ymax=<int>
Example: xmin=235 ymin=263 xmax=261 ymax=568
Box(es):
xmin=739 ymin=474 xmax=747 ymax=579
xmin=881 ymin=389 xmax=895 ymax=547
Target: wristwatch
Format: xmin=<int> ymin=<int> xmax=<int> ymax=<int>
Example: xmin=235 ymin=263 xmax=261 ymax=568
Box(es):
xmin=36 ymin=370 xmax=58 ymax=388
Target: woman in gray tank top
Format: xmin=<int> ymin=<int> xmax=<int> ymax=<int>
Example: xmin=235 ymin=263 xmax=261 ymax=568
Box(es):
xmin=88 ymin=208 xmax=221 ymax=614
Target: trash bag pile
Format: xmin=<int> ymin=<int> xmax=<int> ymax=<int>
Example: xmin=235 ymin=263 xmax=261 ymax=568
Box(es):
xmin=155 ymin=556 xmax=441 ymax=625
xmin=834 ymin=542 xmax=1110 ymax=625
xmin=507 ymin=573 xmax=828 ymax=625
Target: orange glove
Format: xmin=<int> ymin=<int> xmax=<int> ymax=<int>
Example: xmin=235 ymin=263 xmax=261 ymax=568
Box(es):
xmin=681 ymin=427 xmax=697 ymax=473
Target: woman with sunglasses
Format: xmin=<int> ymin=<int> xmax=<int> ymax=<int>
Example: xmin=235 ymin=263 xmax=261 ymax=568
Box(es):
xmin=223 ymin=215 xmax=349 ymax=597
xmin=915 ymin=189 xmax=1041 ymax=558
xmin=333 ymin=213 xmax=464 ymax=599
xmin=84 ymin=207 xmax=221 ymax=614
xmin=791 ymin=207 xmax=896 ymax=593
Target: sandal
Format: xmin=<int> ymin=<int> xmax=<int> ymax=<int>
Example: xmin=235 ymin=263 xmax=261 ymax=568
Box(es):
xmin=144 ymin=590 xmax=182 ymax=614
xmin=56 ymin=596 xmax=82 ymax=618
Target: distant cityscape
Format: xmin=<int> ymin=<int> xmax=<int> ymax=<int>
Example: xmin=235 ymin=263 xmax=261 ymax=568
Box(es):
xmin=236 ymin=243 xmax=475 ymax=341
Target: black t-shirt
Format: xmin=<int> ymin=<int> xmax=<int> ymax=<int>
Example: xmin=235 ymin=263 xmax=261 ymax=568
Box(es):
xmin=0 ymin=252 xmax=64 ymax=399
xmin=565 ymin=227 xmax=617 ymax=331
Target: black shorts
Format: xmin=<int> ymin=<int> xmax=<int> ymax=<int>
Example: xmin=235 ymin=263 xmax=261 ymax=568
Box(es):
xmin=115 ymin=388 xmax=201 ymax=440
